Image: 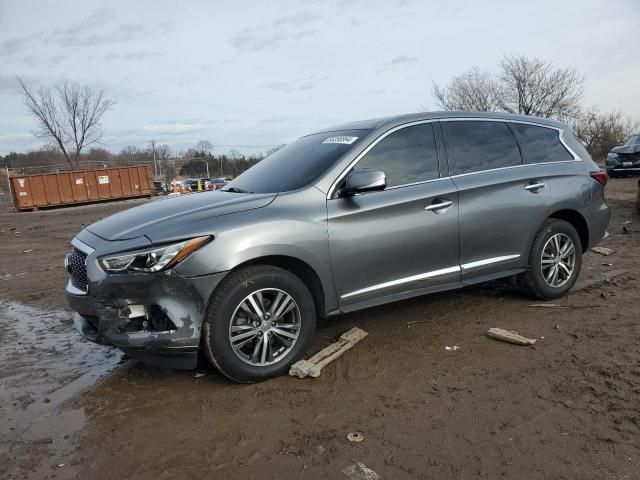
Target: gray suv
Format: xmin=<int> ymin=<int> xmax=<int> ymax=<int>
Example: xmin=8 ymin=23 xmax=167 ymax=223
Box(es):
xmin=66 ymin=112 xmax=610 ymax=382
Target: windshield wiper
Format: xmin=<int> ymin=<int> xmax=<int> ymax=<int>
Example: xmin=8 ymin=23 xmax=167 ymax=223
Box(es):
xmin=221 ymin=187 xmax=253 ymax=193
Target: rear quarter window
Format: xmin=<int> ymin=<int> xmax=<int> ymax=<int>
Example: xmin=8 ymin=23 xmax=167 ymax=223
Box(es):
xmin=442 ymin=121 xmax=522 ymax=175
xmin=510 ymin=123 xmax=574 ymax=164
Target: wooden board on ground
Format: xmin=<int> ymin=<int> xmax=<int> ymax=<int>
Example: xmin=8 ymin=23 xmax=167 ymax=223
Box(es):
xmin=487 ymin=327 xmax=536 ymax=346
xmin=289 ymin=327 xmax=368 ymax=378
xmin=591 ymin=246 xmax=615 ymax=256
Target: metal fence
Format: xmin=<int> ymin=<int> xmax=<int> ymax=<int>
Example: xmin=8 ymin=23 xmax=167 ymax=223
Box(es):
xmin=0 ymin=165 xmax=11 ymax=206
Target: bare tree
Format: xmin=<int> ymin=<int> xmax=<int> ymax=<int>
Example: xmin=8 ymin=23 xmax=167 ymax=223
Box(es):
xmin=18 ymin=77 xmax=115 ymax=169
xmin=432 ymin=67 xmax=500 ymax=112
xmin=498 ymin=55 xmax=583 ymax=120
xmin=195 ymin=140 xmax=214 ymax=155
xmin=573 ymin=109 xmax=639 ymax=162
xmin=432 ymin=55 xmax=583 ymax=121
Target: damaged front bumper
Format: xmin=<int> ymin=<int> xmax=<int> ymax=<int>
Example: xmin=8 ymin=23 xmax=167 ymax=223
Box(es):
xmin=65 ymin=230 xmax=227 ymax=370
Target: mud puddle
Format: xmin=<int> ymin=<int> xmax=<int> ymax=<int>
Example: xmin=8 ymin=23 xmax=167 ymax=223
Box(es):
xmin=0 ymin=300 xmax=124 ymax=479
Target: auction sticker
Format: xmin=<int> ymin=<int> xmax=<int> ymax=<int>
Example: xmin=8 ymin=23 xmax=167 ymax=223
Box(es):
xmin=98 ymin=175 xmax=109 ymax=184
xmin=323 ymin=136 xmax=358 ymax=145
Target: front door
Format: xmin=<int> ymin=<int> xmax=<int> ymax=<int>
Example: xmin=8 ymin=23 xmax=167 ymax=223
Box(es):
xmin=327 ymin=122 xmax=460 ymax=309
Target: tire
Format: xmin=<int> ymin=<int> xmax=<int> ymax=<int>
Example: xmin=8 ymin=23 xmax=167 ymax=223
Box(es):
xmin=636 ymin=188 xmax=640 ymax=215
xmin=518 ymin=219 xmax=582 ymax=300
xmin=202 ymin=265 xmax=316 ymax=383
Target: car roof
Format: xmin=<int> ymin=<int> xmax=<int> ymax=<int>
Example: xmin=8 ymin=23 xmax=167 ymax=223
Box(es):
xmin=313 ymin=111 xmax=568 ymax=134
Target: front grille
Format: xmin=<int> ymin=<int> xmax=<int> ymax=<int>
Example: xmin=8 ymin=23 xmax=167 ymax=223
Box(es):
xmin=69 ymin=247 xmax=88 ymax=292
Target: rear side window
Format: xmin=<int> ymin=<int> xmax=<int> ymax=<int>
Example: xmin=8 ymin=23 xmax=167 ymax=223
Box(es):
xmin=354 ymin=123 xmax=439 ymax=187
xmin=510 ymin=123 xmax=574 ymax=164
xmin=442 ymin=121 xmax=522 ymax=175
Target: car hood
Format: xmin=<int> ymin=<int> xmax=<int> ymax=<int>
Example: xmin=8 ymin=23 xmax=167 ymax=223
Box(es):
xmin=610 ymin=144 xmax=640 ymax=155
xmin=87 ymin=191 xmax=277 ymax=241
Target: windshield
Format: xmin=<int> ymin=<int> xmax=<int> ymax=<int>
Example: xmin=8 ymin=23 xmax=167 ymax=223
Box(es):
xmin=222 ymin=129 xmax=370 ymax=194
xmin=624 ymin=135 xmax=640 ymax=146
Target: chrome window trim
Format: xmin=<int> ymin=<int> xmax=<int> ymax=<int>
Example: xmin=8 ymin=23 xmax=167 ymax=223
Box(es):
xmin=340 ymin=254 xmax=522 ymax=299
xmin=449 ymin=159 xmax=581 ymax=180
xmin=340 ymin=265 xmax=460 ymax=299
xmin=327 ymin=116 xmax=582 ymax=199
xmin=71 ymin=237 xmax=95 ymax=255
xmin=384 ymin=176 xmax=449 ymax=191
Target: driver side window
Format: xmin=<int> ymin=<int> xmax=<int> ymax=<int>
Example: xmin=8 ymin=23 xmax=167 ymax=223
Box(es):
xmin=354 ymin=123 xmax=439 ymax=188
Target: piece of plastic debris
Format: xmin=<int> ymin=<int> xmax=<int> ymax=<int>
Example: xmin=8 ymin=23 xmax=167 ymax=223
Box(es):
xmin=444 ymin=346 xmax=460 ymax=351
xmin=347 ymin=432 xmax=364 ymax=443
xmin=602 ymin=263 xmax=612 ymax=266
xmin=591 ymin=246 xmax=615 ymax=256
xmin=192 ymin=372 xmax=206 ymax=378
xmin=57 ymin=464 xmax=65 ymax=468
xmin=290 ymin=327 xmax=368 ymax=378
xmin=23 ymin=249 xmax=33 ymax=253
xmin=487 ymin=328 xmax=536 ymax=346
xmin=343 ymin=462 xmax=379 ymax=480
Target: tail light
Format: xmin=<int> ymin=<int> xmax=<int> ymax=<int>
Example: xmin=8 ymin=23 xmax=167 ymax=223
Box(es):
xmin=590 ymin=170 xmax=608 ymax=187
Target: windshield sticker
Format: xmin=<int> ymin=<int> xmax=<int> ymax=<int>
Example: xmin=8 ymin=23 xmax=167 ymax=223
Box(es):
xmin=323 ymin=136 xmax=358 ymax=145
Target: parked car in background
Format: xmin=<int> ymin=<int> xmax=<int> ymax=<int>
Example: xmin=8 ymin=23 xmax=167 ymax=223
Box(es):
xmin=153 ymin=181 xmax=167 ymax=195
xmin=210 ymin=177 xmax=227 ymax=190
xmin=182 ymin=179 xmax=201 ymax=191
xmin=606 ymin=134 xmax=640 ymax=177
xmin=65 ymin=111 xmax=609 ymax=383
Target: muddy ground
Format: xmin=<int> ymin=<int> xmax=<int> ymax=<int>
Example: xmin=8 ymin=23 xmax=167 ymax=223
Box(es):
xmin=1 ymin=179 xmax=639 ymax=480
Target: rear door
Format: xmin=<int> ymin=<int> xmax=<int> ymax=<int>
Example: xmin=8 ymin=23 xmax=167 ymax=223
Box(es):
xmin=441 ymin=119 xmax=551 ymax=282
xmin=327 ymin=122 xmax=460 ymax=308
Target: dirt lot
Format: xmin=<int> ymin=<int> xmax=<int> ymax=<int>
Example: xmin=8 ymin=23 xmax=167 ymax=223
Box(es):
xmin=1 ymin=179 xmax=639 ymax=480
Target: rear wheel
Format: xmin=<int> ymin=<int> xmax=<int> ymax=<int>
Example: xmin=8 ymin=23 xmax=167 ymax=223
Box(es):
xmin=202 ymin=265 xmax=316 ymax=383
xmin=636 ymin=187 xmax=640 ymax=214
xmin=519 ymin=219 xmax=582 ymax=299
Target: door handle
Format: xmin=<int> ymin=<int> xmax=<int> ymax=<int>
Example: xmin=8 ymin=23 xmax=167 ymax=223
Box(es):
xmin=524 ymin=182 xmax=546 ymax=191
xmin=424 ymin=200 xmax=453 ymax=212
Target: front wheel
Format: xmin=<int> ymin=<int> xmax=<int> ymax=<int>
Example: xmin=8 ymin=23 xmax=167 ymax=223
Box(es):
xmin=202 ymin=265 xmax=316 ymax=383
xmin=519 ymin=219 xmax=582 ymax=299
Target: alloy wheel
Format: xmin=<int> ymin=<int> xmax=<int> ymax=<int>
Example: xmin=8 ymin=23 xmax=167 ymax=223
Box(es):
xmin=228 ymin=288 xmax=302 ymax=366
xmin=540 ymin=233 xmax=576 ymax=288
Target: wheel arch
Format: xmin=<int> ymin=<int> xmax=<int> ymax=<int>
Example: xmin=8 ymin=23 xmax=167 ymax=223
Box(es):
xmin=232 ymin=255 xmax=326 ymax=318
xmin=548 ymin=209 xmax=589 ymax=253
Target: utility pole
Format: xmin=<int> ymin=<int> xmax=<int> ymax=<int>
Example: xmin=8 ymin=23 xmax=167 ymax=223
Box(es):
xmin=200 ymin=159 xmax=210 ymax=179
xmin=150 ymin=140 xmax=158 ymax=178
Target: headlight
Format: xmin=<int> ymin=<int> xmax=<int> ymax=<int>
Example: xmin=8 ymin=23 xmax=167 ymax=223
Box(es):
xmin=99 ymin=236 xmax=211 ymax=273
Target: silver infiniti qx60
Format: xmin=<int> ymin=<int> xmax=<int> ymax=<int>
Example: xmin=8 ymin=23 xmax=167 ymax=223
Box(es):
xmin=65 ymin=112 xmax=610 ymax=382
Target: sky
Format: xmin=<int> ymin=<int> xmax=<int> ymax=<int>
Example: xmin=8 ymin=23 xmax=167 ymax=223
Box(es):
xmin=1 ymin=0 xmax=639 ymax=156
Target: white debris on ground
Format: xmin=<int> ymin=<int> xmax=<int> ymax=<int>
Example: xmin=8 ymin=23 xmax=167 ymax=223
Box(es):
xmin=343 ymin=462 xmax=380 ymax=480
xmin=346 ymin=432 xmax=364 ymax=443
xmin=487 ymin=328 xmax=536 ymax=346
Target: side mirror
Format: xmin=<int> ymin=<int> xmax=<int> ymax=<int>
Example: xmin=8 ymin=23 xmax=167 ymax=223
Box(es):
xmin=344 ymin=170 xmax=386 ymax=196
